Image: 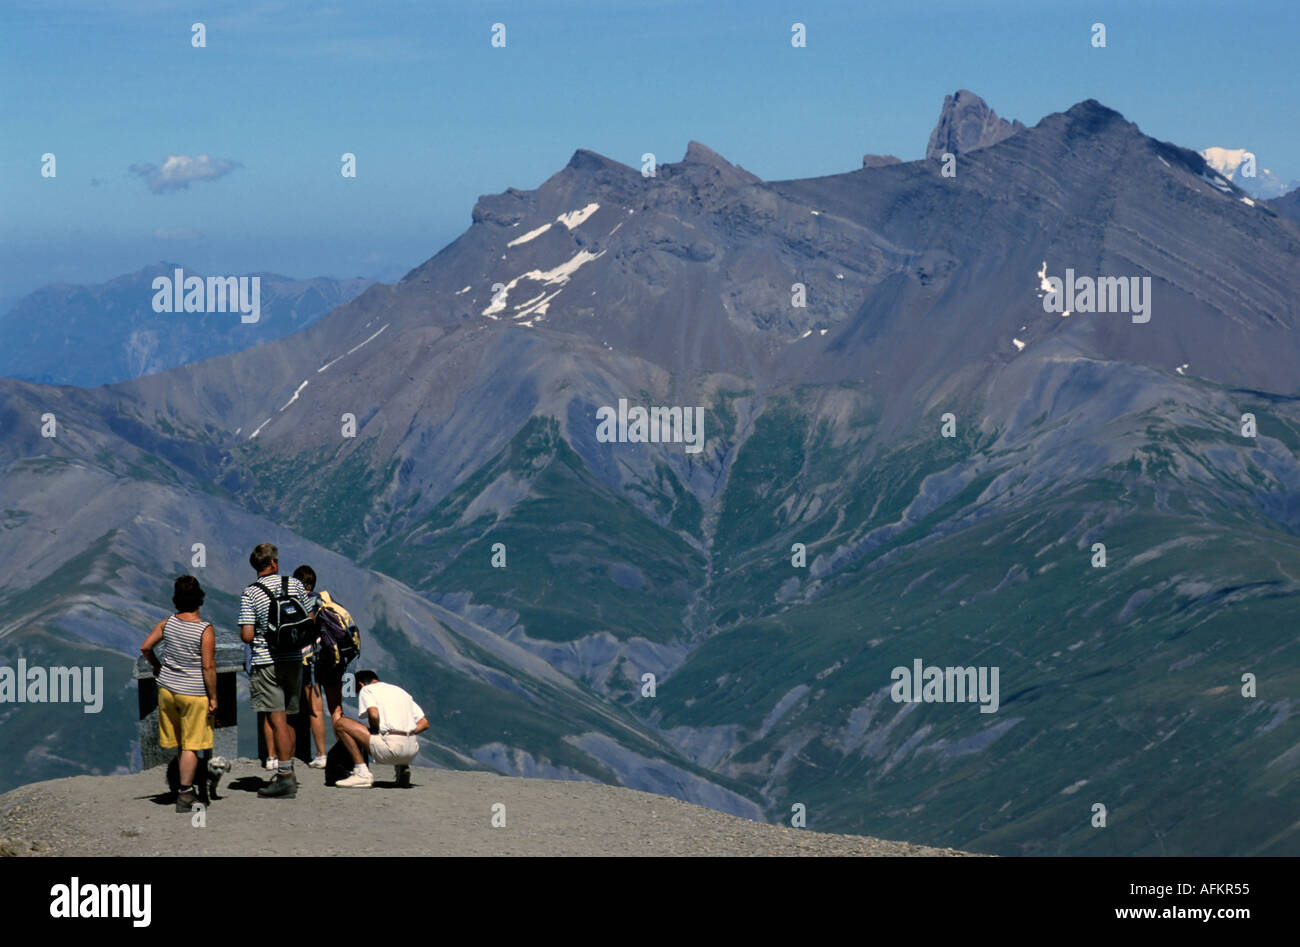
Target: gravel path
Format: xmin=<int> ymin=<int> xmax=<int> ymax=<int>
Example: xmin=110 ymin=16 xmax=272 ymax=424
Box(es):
xmin=0 ymin=759 xmax=972 ymax=857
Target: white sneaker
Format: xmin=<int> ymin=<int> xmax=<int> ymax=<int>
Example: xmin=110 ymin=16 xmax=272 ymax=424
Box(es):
xmin=264 ymin=757 xmax=279 ymax=771
xmin=337 ymin=770 xmax=373 ymax=788
xmin=308 ymin=755 xmax=327 ymax=769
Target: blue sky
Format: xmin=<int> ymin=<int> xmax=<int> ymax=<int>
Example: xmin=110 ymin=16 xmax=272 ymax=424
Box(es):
xmin=2 ymin=0 xmax=1297 ymax=300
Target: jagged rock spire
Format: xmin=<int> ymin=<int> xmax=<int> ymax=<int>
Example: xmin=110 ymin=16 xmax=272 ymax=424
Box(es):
xmin=925 ymin=90 xmax=1024 ymax=160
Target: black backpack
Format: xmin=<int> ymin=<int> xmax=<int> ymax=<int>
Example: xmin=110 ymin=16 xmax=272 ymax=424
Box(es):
xmin=253 ymin=577 xmax=315 ymax=653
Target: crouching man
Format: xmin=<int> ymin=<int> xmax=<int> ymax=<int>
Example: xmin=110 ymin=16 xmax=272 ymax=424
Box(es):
xmin=334 ymin=669 xmax=428 ymax=788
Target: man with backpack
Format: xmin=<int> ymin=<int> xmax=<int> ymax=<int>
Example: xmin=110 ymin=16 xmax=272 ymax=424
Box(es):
xmin=239 ymin=542 xmax=314 ymax=799
xmin=292 ymin=564 xmax=360 ymax=769
xmin=291 ymin=565 xmax=327 ymax=769
xmin=313 ymin=585 xmax=360 ymax=724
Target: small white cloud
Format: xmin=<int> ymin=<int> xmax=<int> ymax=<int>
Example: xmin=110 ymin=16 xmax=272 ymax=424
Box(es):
xmin=130 ymin=154 xmax=242 ymax=193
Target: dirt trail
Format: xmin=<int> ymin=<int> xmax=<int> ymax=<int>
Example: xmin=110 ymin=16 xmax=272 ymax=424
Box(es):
xmin=0 ymin=759 xmax=973 ymax=857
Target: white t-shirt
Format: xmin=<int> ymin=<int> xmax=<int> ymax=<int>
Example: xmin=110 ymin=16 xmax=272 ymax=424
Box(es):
xmin=357 ymin=681 xmax=425 ymax=735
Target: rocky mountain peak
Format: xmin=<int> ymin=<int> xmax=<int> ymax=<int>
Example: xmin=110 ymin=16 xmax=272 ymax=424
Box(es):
xmin=674 ymin=140 xmax=761 ymax=185
xmin=925 ymin=89 xmax=1025 ymax=160
xmin=566 ymin=148 xmax=627 ymax=174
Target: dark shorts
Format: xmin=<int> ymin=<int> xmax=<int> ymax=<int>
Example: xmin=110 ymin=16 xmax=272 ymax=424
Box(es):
xmin=314 ymin=660 xmax=346 ymax=689
xmin=250 ymin=661 xmax=303 ymax=714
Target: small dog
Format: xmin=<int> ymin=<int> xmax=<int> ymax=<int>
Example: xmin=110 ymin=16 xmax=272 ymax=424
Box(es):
xmin=205 ymin=756 xmax=232 ymax=800
xmin=165 ymin=754 xmax=231 ymax=804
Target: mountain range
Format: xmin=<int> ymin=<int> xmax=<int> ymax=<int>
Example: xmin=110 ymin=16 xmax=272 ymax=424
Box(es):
xmin=1 ymin=91 xmax=1297 ymax=855
xmin=1200 ymin=147 xmax=1299 ymax=200
xmin=0 ymin=266 xmax=372 ymax=387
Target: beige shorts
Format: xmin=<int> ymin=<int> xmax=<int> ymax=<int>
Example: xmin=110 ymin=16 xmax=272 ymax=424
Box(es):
xmin=370 ymin=733 xmax=419 ymax=766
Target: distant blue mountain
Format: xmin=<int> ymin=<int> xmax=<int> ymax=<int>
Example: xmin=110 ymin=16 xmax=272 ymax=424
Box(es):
xmin=0 ymin=263 xmax=373 ymax=387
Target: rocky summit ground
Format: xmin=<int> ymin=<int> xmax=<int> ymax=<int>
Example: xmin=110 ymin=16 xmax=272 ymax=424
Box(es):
xmin=0 ymin=760 xmax=972 ymax=857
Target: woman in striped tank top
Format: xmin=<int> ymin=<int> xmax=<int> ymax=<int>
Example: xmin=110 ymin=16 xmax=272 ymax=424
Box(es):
xmin=141 ymin=576 xmax=217 ymax=813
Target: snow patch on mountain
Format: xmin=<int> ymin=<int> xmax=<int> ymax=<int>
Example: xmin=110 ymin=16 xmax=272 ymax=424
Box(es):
xmin=508 ymin=223 xmax=552 ymax=247
xmin=1201 ymin=146 xmax=1297 ymax=199
xmin=1202 ymin=147 xmax=1251 ymax=177
xmin=481 ymin=249 xmax=606 ymax=318
xmin=316 ymin=324 xmax=390 ymax=373
xmin=1037 ymin=261 xmax=1051 ymax=294
xmin=557 ymin=202 xmax=600 ymax=230
xmin=278 ymin=380 xmax=308 ymax=413
xmin=1199 ymin=171 xmax=1233 ymax=194
xmin=515 ymin=288 xmax=563 ymax=321
xmin=1035 ymin=261 xmax=1071 ymax=317
xmin=347 ymin=324 xmax=388 ymax=355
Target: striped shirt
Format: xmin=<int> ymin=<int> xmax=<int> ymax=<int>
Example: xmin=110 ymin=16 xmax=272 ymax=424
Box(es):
xmin=239 ymin=575 xmax=313 ymax=667
xmin=156 ymin=615 xmax=212 ymax=698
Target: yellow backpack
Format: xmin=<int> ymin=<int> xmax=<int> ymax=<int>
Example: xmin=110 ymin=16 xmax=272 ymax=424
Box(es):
xmin=315 ymin=590 xmax=361 ymax=669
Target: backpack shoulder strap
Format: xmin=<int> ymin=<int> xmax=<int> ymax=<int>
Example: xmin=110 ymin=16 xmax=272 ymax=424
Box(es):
xmin=281 ymin=575 xmax=289 ymax=597
xmin=253 ymin=579 xmax=279 ymax=600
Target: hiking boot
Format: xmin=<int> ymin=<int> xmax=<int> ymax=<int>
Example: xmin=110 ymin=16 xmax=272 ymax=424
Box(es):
xmin=308 ymin=755 xmax=327 ymax=769
xmin=175 ymin=788 xmax=197 ymax=813
xmin=337 ymin=770 xmax=373 ymax=788
xmin=257 ymin=773 xmax=298 ymax=798
xmin=395 ymin=765 xmax=411 ymax=788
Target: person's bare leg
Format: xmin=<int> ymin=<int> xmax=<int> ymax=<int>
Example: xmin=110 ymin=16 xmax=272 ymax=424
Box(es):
xmin=178 ymin=748 xmax=198 ymax=786
xmin=261 ymin=712 xmax=275 ymax=760
xmin=323 ymin=681 xmax=343 ymax=722
xmin=334 ymin=715 xmax=370 ymax=766
xmin=306 ymin=684 xmax=326 ymax=757
xmin=271 ymin=710 xmax=295 ymax=763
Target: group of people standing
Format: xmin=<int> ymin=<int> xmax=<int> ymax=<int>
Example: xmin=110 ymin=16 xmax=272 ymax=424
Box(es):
xmin=140 ymin=542 xmax=428 ymax=811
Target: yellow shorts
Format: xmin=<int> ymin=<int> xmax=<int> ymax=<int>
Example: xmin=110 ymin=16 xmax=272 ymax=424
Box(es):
xmin=158 ymin=686 xmax=213 ymax=751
